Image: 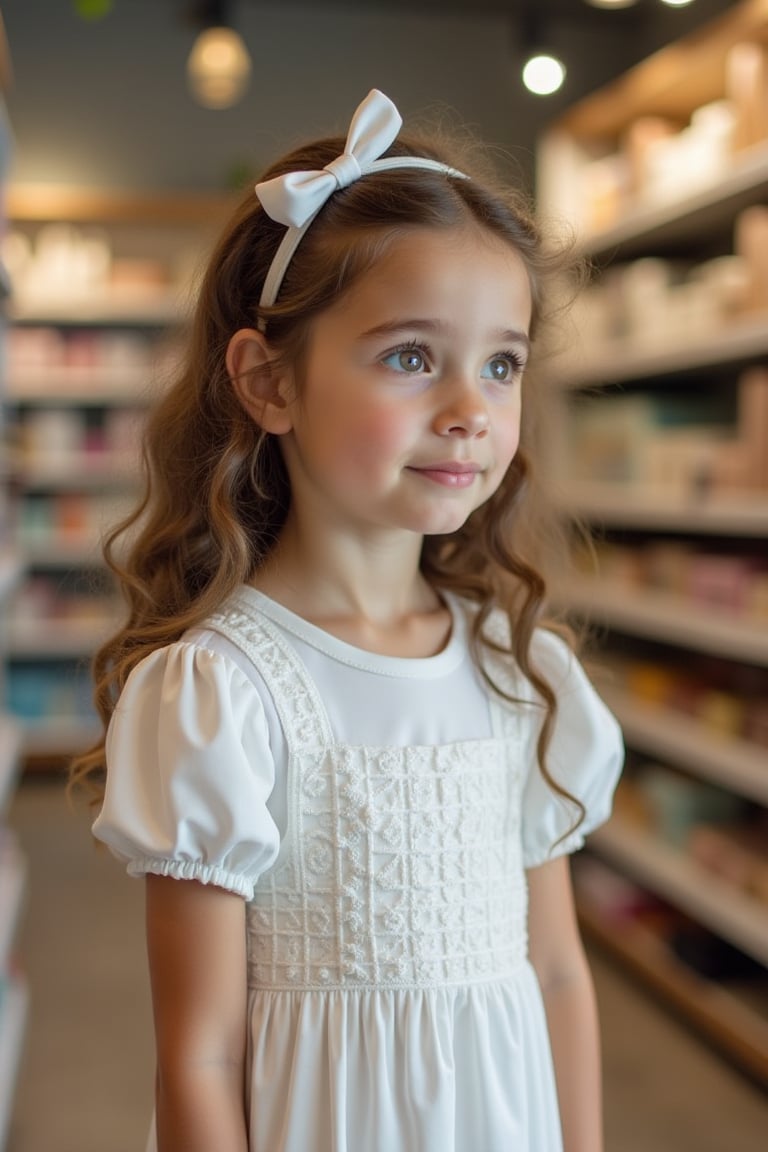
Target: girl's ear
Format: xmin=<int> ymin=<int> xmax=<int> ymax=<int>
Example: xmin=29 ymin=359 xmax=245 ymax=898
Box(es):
xmin=226 ymin=328 xmax=294 ymax=435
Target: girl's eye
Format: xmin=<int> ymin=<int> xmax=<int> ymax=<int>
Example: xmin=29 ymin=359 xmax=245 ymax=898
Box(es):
xmin=382 ymin=347 xmax=427 ymax=374
xmin=482 ymin=354 xmax=524 ymax=383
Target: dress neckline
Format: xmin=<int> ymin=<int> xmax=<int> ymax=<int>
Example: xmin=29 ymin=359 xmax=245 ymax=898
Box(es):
xmin=234 ymin=585 xmax=467 ymax=680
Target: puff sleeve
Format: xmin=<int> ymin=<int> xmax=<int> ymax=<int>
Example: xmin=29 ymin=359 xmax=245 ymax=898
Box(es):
xmin=520 ymin=630 xmax=624 ymax=869
xmin=92 ymin=641 xmax=280 ymax=899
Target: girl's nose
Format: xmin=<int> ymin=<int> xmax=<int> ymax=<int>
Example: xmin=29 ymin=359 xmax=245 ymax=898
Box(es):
xmin=433 ymin=381 xmax=490 ymax=438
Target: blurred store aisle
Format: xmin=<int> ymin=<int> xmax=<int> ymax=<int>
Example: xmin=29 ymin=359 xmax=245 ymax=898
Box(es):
xmin=6 ymin=777 xmax=768 ymax=1152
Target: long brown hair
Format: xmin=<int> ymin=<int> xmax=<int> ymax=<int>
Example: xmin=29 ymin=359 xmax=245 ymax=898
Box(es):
xmin=71 ymin=122 xmax=584 ymax=835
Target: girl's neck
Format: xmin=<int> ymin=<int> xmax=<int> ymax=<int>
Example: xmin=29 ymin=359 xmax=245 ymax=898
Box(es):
xmin=250 ymin=524 xmax=450 ymax=658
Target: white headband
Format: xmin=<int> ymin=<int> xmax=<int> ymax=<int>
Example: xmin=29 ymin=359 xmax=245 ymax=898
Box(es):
xmin=254 ymin=88 xmax=467 ymax=319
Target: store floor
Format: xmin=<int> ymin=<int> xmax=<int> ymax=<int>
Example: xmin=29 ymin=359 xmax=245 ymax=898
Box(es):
xmin=5 ymin=776 xmax=768 ymax=1152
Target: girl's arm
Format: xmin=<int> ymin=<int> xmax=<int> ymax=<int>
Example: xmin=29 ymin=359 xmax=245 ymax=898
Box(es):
xmin=527 ymin=856 xmax=603 ymax=1152
xmin=145 ymin=874 xmax=249 ymax=1152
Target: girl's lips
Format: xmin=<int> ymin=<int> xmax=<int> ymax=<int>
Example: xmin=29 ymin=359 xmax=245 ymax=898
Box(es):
xmin=408 ymin=463 xmax=482 ymax=488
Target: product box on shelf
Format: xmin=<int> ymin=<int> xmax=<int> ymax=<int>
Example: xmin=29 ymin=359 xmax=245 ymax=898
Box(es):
xmin=539 ymin=28 xmax=768 ymax=241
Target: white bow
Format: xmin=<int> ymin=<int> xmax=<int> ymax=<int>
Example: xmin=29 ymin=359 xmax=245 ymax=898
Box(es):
xmin=255 ymin=89 xmax=467 ymax=318
xmin=256 ymin=89 xmax=402 ymax=228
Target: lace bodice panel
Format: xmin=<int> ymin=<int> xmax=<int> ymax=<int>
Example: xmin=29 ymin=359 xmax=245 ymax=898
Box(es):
xmin=247 ymin=739 xmax=526 ymax=990
xmin=208 ymin=597 xmax=528 ymax=992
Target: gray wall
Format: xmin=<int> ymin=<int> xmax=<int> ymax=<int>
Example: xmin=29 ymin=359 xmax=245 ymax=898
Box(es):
xmin=0 ymin=0 xmax=735 ymax=195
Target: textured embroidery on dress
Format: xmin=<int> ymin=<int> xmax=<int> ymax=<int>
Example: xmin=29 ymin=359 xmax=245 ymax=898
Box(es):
xmin=208 ymin=592 xmax=334 ymax=756
xmin=206 ymin=594 xmax=528 ymax=990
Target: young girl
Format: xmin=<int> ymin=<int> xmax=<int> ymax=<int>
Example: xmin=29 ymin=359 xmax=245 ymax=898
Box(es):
xmin=76 ymin=89 xmax=623 ymax=1152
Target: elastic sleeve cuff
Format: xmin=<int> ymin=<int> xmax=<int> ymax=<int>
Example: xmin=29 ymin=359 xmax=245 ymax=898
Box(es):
xmin=524 ymin=831 xmax=586 ymax=870
xmin=126 ymin=857 xmax=255 ymax=899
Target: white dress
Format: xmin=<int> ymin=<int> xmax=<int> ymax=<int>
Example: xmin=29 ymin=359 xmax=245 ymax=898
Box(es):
xmin=93 ymin=586 xmax=623 ymax=1152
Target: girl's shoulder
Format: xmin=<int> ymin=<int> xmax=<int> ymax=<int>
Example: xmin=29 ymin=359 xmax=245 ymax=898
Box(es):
xmin=114 ymin=592 xmax=283 ymax=717
xmin=138 ymin=586 xmax=297 ymax=694
xmin=114 ymin=632 xmax=268 ymax=724
xmin=470 ymin=600 xmax=577 ymax=691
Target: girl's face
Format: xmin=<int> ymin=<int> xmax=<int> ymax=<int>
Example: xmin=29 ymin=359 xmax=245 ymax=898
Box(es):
xmin=277 ymin=225 xmax=532 ymax=540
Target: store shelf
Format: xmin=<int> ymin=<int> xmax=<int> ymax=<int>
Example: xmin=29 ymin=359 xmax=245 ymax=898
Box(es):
xmin=0 ymin=973 xmax=28 ymax=1152
xmin=578 ymin=899 xmax=768 ymax=1086
xmin=599 ymin=685 xmax=768 ymax=806
xmin=550 ymin=0 xmax=768 ymax=143
xmin=3 ymin=186 xmax=219 ymax=784
xmin=556 ymin=483 xmax=768 ymax=537
xmin=3 ymin=187 xmax=217 ymax=726
xmin=0 ymin=48 xmax=26 ymax=1146
xmin=8 ymin=615 xmax=112 ymax=658
xmin=590 ymin=818 xmax=768 ymax=968
xmin=22 ymin=540 xmax=105 ymax=568
xmin=579 ymin=141 xmax=768 ymax=260
xmin=16 ymin=456 xmax=137 ymax=491
xmin=541 ymin=0 xmax=768 ymax=1088
xmin=0 ymin=721 xmax=21 ymax=813
xmin=0 ymin=551 xmax=22 ymax=606
xmin=559 ymin=576 xmax=768 ymax=666
xmin=555 ymin=313 xmax=768 ymax=390
xmin=0 ymin=719 xmax=21 ymax=814
xmin=21 ymin=717 xmax=100 ymax=759
xmin=9 ymin=292 xmax=186 ymax=328
xmin=0 ymin=848 xmax=25 ymax=973
xmin=5 ymin=183 xmax=233 ymax=226
xmin=7 ymin=364 xmax=156 ymax=403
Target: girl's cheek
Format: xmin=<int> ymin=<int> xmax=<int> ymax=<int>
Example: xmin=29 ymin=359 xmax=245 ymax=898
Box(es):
xmin=505 ymin=427 xmax=521 ymax=460
xmin=347 ymin=408 xmax=414 ymax=460
xmin=490 ymin=401 xmax=520 ymax=454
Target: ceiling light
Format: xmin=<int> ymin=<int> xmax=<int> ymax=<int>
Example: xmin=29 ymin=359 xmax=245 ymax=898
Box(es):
xmin=519 ymin=8 xmax=566 ymax=98
xmin=522 ymin=53 xmax=566 ymax=96
xmin=73 ymin=0 xmax=114 ymax=17
xmin=187 ymin=22 xmax=251 ymax=109
xmin=659 ymin=0 xmax=695 ymax=6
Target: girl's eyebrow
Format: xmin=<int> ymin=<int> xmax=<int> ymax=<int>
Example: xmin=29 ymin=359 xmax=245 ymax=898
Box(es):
xmin=360 ymin=318 xmax=531 ymax=352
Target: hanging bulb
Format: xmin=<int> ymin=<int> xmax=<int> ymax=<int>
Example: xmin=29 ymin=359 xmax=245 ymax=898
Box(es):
xmin=73 ymin=0 xmax=113 ymax=18
xmin=522 ymin=53 xmax=566 ymax=96
xmin=519 ymin=7 xmax=565 ymax=98
xmin=187 ymin=23 xmax=251 ymax=109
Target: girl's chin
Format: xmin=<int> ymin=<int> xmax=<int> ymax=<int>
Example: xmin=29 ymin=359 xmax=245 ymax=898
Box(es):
xmin=415 ymin=510 xmax=479 ymax=537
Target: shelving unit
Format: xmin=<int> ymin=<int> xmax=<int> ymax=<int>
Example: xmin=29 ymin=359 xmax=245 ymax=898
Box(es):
xmin=0 ymin=19 xmax=28 ymax=1146
xmin=7 ymin=344 xmax=149 ymax=761
xmin=599 ymin=686 xmax=768 ymax=807
xmin=0 ymin=637 xmax=25 ymax=1152
xmin=556 ymin=312 xmax=768 ymax=390
xmin=592 ymin=819 xmax=768 ymax=967
xmin=4 ymin=185 xmax=233 ymax=767
xmin=573 ymin=139 xmax=768 ymax=260
xmin=577 ymin=900 xmax=768 ymax=1084
xmin=539 ymin=0 xmax=768 ymax=1085
xmin=558 ymin=576 xmax=768 ymax=666
xmin=558 ymin=483 xmax=768 ymax=536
